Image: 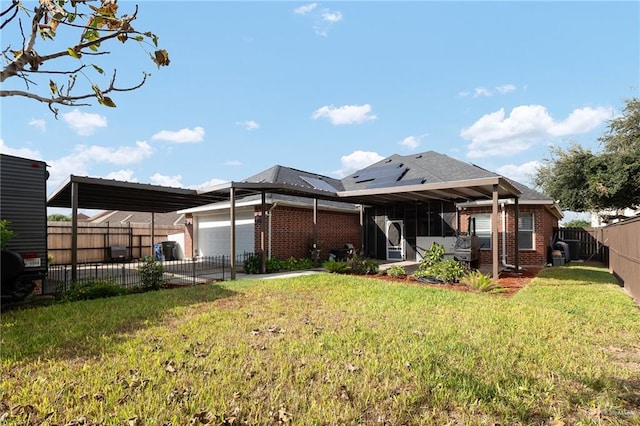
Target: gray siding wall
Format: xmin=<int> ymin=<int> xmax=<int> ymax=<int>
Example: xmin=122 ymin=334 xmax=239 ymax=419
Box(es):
xmin=1 ymin=154 xmax=48 ymax=277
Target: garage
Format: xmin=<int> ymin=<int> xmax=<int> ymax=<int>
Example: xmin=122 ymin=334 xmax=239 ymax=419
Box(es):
xmin=195 ymin=208 xmax=255 ymax=257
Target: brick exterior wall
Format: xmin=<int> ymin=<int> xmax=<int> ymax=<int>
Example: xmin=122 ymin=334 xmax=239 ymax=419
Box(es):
xmin=254 ymin=205 xmax=361 ymax=260
xmin=459 ymin=205 xmax=559 ymax=267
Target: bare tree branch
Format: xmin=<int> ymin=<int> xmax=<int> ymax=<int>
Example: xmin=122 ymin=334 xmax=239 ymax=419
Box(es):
xmin=0 ymin=0 xmax=20 ymax=30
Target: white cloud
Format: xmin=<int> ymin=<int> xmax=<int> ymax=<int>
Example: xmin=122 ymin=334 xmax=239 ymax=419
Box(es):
xmin=548 ymin=107 xmax=613 ymax=136
xmin=295 ymin=4 xmax=342 ymax=36
xmin=224 ymin=160 xmax=243 ymax=166
xmin=62 ymin=109 xmax=107 ymax=136
xmin=322 ymin=10 xmax=343 ymax=23
xmin=496 ymin=84 xmax=516 ymax=94
xmin=313 ymin=9 xmax=343 ymax=37
xmin=29 ymin=118 xmax=46 ymax=132
xmin=0 ymin=139 xmax=42 ymax=160
xmin=151 ymin=126 xmax=205 ymax=143
xmin=78 ymin=141 xmax=154 ymax=165
xmin=474 ymin=87 xmax=492 ymax=97
xmin=198 ymin=178 xmax=229 ymax=189
xmin=294 ymin=3 xmax=317 ymax=15
xmin=496 ymin=161 xmax=541 ymax=186
xmin=46 ymin=141 xmax=154 ymax=187
xmin=149 ymin=173 xmax=183 ymax=187
xmin=459 ymin=84 xmax=517 ymax=98
xmin=461 ymin=104 xmax=614 ymax=158
xmin=104 ymin=169 xmax=138 ymax=182
xmin=236 ymin=120 xmax=260 ymax=131
xmin=399 ymin=134 xmax=427 ymax=150
xmin=312 ymin=104 xmax=377 ymax=125
xmin=333 ymin=150 xmax=385 ymax=178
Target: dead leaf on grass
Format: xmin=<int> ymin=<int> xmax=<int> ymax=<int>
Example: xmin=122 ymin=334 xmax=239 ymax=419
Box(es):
xmin=128 ymin=416 xmax=142 ymax=426
xmin=93 ymin=392 xmax=105 ymax=401
xmin=190 ymin=410 xmax=215 ymax=424
xmin=345 ymin=362 xmax=360 ymax=373
xmin=269 ymin=404 xmax=292 ymax=423
xmin=164 ymin=360 xmax=178 ymax=373
xmin=117 ymin=394 xmax=131 ymax=405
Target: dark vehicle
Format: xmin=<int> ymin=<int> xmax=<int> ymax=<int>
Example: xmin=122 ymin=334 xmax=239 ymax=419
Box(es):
xmin=1 ymin=154 xmax=49 ymax=304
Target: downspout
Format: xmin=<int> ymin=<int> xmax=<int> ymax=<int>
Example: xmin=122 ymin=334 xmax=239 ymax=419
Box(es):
xmin=501 ymin=201 xmax=519 ymax=270
xmin=267 ymin=203 xmax=278 ymax=259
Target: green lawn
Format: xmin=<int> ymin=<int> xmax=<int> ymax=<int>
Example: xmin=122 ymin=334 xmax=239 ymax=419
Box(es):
xmin=1 ymin=264 xmax=639 ymax=425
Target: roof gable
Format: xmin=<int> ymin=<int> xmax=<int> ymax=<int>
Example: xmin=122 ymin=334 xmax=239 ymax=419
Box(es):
xmin=243 ymin=165 xmax=345 ymax=192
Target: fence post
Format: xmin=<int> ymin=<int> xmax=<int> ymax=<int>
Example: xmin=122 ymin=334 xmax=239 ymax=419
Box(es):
xmin=192 ymin=258 xmax=196 ymax=286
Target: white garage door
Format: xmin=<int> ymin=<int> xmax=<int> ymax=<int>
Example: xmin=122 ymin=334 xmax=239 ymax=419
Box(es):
xmin=197 ymin=209 xmax=255 ymax=257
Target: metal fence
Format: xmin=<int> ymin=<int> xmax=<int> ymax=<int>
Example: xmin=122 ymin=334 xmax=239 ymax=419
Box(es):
xmin=44 ymin=252 xmax=254 ymax=295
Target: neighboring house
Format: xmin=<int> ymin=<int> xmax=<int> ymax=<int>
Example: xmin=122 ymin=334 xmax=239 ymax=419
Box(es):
xmin=591 ymin=208 xmax=640 ymax=227
xmin=86 ymin=210 xmax=185 ymax=226
xmin=181 ymin=151 xmax=562 ymax=269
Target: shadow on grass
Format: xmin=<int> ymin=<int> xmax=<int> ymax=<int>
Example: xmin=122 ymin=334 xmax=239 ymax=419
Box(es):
xmin=536 ymin=262 xmax=618 ymax=286
xmin=0 ymin=283 xmax=237 ymax=363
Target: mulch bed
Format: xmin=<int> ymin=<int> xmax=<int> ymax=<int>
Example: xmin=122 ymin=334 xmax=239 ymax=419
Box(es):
xmin=371 ymin=266 xmax=542 ymax=297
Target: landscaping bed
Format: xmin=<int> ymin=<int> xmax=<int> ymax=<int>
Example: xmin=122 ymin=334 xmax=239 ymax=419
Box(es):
xmin=373 ymin=266 xmax=542 ymax=296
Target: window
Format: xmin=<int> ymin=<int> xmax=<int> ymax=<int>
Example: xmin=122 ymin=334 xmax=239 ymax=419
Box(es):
xmin=472 ymin=214 xmax=491 ymax=249
xmin=518 ymin=212 xmax=534 ymax=250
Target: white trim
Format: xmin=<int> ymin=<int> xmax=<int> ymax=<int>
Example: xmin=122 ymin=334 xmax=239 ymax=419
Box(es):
xmin=179 ymin=198 xmax=359 ymax=215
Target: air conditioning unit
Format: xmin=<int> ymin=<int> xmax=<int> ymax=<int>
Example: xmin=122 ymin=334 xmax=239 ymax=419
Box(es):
xmin=108 ymin=245 xmax=127 ymax=261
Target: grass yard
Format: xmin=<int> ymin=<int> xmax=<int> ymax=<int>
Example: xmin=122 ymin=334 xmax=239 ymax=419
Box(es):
xmin=1 ymin=264 xmax=639 ymax=425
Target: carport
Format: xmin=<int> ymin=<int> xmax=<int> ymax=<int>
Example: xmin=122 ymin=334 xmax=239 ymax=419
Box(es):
xmin=49 ymin=174 xmax=521 ymax=282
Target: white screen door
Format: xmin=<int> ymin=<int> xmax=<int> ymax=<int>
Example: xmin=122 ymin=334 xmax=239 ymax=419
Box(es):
xmin=386 ymin=220 xmax=404 ymax=260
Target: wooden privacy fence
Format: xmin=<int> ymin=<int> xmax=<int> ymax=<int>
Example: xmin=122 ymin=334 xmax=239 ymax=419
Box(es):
xmin=48 ymin=222 xmax=185 ymax=264
xmin=553 ymin=227 xmax=607 ymax=262
xmin=599 ymin=217 xmax=640 ymax=304
xmin=556 ymin=222 xmax=640 ymax=303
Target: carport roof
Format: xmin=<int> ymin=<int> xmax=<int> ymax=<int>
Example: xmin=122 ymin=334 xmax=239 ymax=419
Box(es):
xmin=46 ymin=175 xmax=349 ymax=213
xmin=48 ymin=173 xmax=522 ymax=213
xmin=47 ymin=175 xmax=230 ymax=213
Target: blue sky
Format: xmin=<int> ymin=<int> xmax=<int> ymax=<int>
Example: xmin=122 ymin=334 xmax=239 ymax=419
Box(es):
xmin=1 ymin=1 xmax=638 ymax=219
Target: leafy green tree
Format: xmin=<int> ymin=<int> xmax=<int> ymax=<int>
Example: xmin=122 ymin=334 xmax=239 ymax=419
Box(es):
xmin=535 ymin=98 xmax=640 ymax=212
xmin=561 ymin=219 xmax=591 ymax=228
xmin=1 ymin=0 xmax=169 ymax=116
xmin=48 ymin=213 xmax=71 ymax=221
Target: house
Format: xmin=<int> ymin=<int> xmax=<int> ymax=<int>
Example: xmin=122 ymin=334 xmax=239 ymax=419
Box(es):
xmin=181 ymin=166 xmax=362 ymax=261
xmin=85 ymin=210 xmax=185 ymax=227
xmin=181 ymin=151 xmax=562 ymax=273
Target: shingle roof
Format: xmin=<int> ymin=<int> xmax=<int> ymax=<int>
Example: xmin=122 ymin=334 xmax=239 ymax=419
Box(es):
xmin=341 ymin=151 xmax=552 ymax=202
xmin=243 ymin=165 xmax=345 ymax=192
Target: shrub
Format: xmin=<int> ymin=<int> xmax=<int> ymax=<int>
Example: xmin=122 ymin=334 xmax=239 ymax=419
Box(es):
xmin=415 ymin=259 xmax=465 ymax=283
xmin=1 ymin=219 xmax=16 ymax=249
xmin=244 ymin=254 xmax=262 ymax=274
xmin=245 ymin=255 xmax=316 ymax=274
xmin=347 ymin=255 xmax=379 ymax=275
xmin=323 ymin=260 xmax=348 ymax=274
xmin=137 ymin=256 xmax=167 ymax=290
xmin=386 ymin=265 xmax=407 ymax=278
xmin=61 ymin=279 xmax=127 ymax=302
xmin=420 ymin=242 xmax=445 ymax=269
xmin=461 ymin=270 xmax=500 ymax=292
